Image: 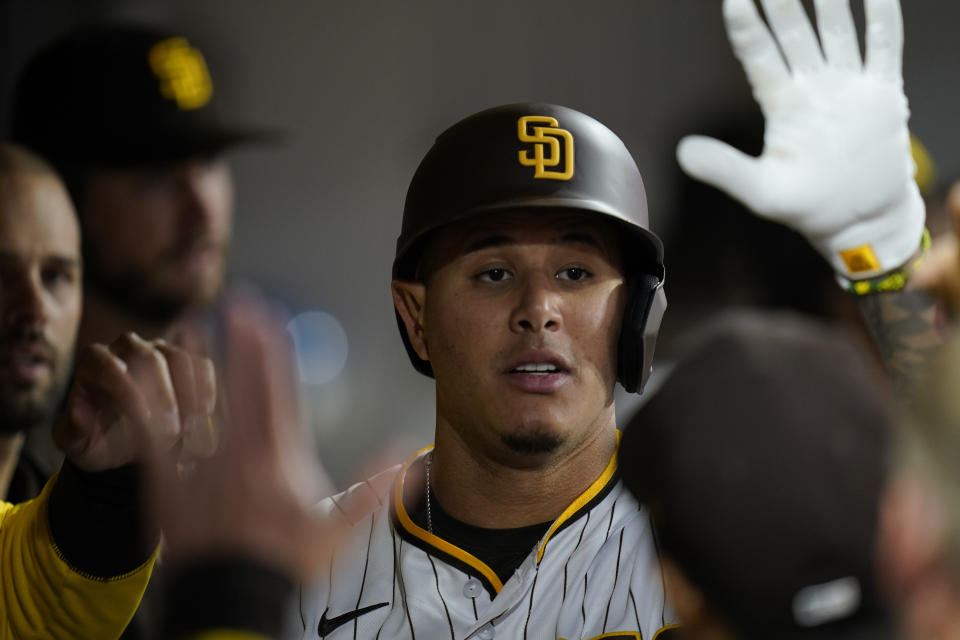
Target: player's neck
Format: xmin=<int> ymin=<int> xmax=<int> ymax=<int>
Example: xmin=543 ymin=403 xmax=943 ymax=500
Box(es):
xmin=430 ymin=417 xmax=618 ymax=529
xmin=78 ymin=291 xmax=177 ymax=347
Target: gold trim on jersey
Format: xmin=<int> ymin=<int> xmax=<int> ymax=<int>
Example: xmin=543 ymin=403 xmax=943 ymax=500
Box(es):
xmin=392 ymin=433 xmax=621 ymax=596
xmin=535 ymin=431 xmax=620 ymax=563
xmin=560 ymin=622 xmax=682 ymax=640
xmin=651 ymin=623 xmax=684 ymax=639
xmin=393 ymin=445 xmax=505 ymax=594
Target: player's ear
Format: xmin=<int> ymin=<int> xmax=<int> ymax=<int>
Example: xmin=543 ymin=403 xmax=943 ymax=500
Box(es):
xmin=392 ymin=279 xmax=429 ymax=361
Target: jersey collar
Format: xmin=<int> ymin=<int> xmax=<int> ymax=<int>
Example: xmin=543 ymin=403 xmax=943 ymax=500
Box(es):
xmin=390 ymin=433 xmax=621 ymax=597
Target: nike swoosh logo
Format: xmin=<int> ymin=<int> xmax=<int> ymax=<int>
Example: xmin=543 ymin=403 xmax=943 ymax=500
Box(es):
xmin=318 ymin=601 xmax=389 ymax=637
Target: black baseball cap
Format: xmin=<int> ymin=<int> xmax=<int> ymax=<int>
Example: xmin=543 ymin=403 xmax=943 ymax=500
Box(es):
xmin=9 ymin=23 xmax=266 ymax=168
xmin=620 ymin=311 xmax=895 ymax=640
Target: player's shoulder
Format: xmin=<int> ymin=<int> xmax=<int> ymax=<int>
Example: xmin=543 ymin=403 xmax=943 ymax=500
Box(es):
xmin=605 ymin=479 xmax=655 ymax=534
xmin=317 ymin=464 xmax=401 ymax=526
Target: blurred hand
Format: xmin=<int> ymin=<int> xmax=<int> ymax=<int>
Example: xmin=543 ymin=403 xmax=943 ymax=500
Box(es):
xmin=910 ymin=182 xmax=960 ymax=313
xmin=136 ymin=294 xmax=348 ymax=580
xmin=54 ymin=333 xmax=216 ymax=473
xmin=677 ymin=0 xmax=924 ymax=279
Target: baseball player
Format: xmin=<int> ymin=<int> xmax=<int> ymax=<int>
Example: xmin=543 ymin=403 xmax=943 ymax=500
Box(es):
xmin=281 ymin=0 xmax=935 ymax=638
xmin=0 ymin=142 xmax=219 ymax=639
xmin=7 ymin=27 xmax=277 ymax=639
xmin=4 ymin=24 xmax=262 ymax=512
xmin=285 ymin=102 xmax=675 ymax=640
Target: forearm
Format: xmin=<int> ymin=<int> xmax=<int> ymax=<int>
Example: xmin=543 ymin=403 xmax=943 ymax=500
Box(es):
xmin=855 ymin=287 xmax=948 ymax=394
xmin=48 ymin=459 xmax=158 ymax=576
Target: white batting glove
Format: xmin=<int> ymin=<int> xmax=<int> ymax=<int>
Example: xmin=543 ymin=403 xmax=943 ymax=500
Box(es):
xmin=677 ymin=0 xmax=925 ymax=279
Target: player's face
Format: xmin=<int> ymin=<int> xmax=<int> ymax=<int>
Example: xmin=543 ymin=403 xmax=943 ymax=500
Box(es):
xmin=0 ymin=171 xmax=81 ymax=433
xmin=80 ymin=156 xmax=233 ymax=321
xmin=406 ymin=211 xmax=624 ymax=464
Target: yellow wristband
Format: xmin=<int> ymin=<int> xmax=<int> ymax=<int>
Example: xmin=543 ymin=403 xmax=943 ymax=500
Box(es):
xmin=837 ymin=229 xmax=931 ymax=296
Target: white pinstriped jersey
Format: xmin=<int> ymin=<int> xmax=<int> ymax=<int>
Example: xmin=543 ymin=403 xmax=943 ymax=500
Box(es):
xmin=284 ymin=443 xmax=680 ymax=640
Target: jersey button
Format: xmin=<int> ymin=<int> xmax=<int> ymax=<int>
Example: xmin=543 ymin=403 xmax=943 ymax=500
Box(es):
xmin=463 ymin=578 xmax=483 ymax=598
xmin=476 ymin=622 xmax=495 ymax=639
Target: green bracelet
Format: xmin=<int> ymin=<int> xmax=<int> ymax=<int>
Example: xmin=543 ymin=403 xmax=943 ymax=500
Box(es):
xmin=838 ymin=228 xmax=932 ymax=296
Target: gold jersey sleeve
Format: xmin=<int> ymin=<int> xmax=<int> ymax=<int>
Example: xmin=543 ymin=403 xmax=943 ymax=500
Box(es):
xmin=0 ymin=473 xmax=156 ymax=640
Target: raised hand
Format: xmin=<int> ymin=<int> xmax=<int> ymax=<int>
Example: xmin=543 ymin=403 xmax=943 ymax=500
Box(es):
xmin=53 ymin=333 xmax=215 ymax=472
xmin=137 ymin=295 xmax=344 ymax=580
xmin=678 ymin=0 xmax=924 ymax=279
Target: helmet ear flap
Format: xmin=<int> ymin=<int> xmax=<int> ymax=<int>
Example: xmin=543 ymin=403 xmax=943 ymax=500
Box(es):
xmin=617 ymin=273 xmax=667 ymax=393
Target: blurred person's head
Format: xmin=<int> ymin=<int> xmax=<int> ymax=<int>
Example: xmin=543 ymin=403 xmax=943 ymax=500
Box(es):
xmin=0 ymin=143 xmax=81 ymax=434
xmin=620 ymin=311 xmax=896 ymax=640
xmin=9 ymin=24 xmax=260 ymax=326
xmin=879 ymin=331 xmax=960 ymax=639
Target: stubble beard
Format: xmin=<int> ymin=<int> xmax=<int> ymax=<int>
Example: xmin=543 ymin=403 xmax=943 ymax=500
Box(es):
xmin=500 ymin=430 xmax=564 ymax=455
xmin=0 ymin=355 xmax=72 ymax=435
xmin=82 ymin=240 xmax=225 ymax=325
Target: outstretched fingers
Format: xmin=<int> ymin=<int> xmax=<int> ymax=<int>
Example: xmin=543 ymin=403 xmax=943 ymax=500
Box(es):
xmin=723 ymin=0 xmax=791 ymax=104
xmin=759 ymin=0 xmax=826 ymax=72
xmin=864 ymin=0 xmax=904 ymax=81
xmin=677 ymin=135 xmax=768 ymax=213
xmin=814 ymin=0 xmax=861 ymax=69
xmin=156 ymin=341 xmax=218 ymax=459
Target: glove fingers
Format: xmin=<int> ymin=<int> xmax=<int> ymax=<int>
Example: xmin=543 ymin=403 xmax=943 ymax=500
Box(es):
xmin=759 ymin=0 xmax=825 ymax=72
xmin=677 ymin=135 xmax=765 ymax=211
xmin=864 ymin=0 xmax=904 ymax=80
xmin=723 ymin=0 xmax=791 ymax=101
xmin=814 ymin=0 xmax=862 ymax=69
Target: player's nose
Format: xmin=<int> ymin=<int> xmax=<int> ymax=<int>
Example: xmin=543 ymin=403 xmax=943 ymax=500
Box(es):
xmin=509 ymin=273 xmax=561 ymax=334
xmin=3 ymin=271 xmax=49 ymax=328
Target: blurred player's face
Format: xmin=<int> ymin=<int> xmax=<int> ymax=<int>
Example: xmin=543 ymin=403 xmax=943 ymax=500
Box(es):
xmin=398 ymin=211 xmax=624 ymax=465
xmin=80 ymin=157 xmax=233 ymax=322
xmin=0 ymin=170 xmax=81 ymax=434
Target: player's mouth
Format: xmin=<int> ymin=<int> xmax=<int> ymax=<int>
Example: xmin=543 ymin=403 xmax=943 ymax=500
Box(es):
xmin=504 ymin=351 xmax=571 ymax=394
xmin=0 ymin=341 xmax=53 ymax=385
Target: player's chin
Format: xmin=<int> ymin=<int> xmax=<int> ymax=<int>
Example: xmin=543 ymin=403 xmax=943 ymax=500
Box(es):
xmin=500 ymin=430 xmax=564 ymax=456
xmin=0 ymin=389 xmax=58 ymax=433
xmin=153 ymin=273 xmax=224 ymax=310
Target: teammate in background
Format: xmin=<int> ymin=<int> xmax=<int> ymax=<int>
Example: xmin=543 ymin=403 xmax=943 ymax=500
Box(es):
xmin=0 ymin=141 xmax=322 ymax=640
xmin=10 ymin=23 xmax=252 ymax=349
xmin=620 ymin=312 xmax=897 ymax=640
xmin=0 ymin=145 xmax=80 ymax=498
xmin=6 ymin=23 xmax=257 ymax=501
xmin=0 ymin=142 xmax=218 ymax=639
xmin=283 ymin=0 xmax=937 ymax=638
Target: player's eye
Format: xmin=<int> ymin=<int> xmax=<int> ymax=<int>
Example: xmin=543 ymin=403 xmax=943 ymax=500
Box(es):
xmin=42 ymin=266 xmax=75 ymax=289
xmin=476 ymin=268 xmax=512 ymax=283
xmin=557 ymin=267 xmax=591 ymax=282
